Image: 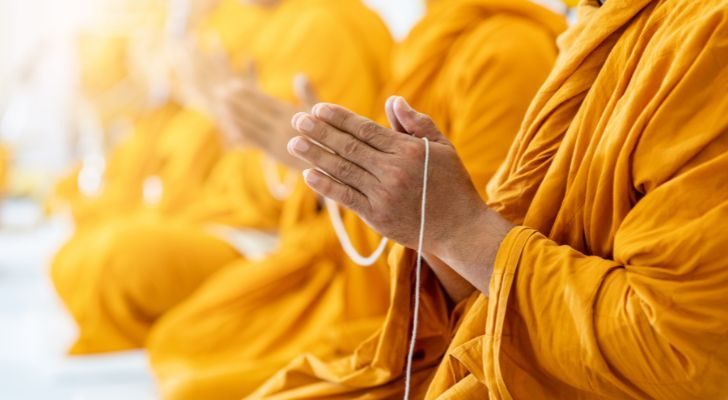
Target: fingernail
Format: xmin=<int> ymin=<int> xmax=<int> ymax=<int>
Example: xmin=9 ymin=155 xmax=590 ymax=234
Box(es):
xmin=297 ymin=116 xmax=315 ymax=133
xmin=314 ymin=104 xmax=333 ymax=119
xmin=290 ymin=137 xmax=310 ymax=153
xmin=291 ymin=112 xmax=304 ymax=129
xmin=303 ymin=169 xmax=319 ymax=185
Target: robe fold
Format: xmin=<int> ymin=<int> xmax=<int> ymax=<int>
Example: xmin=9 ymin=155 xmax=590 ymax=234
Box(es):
xmin=429 ymin=0 xmax=728 ymax=398
xmin=145 ymin=1 xmax=564 ymax=399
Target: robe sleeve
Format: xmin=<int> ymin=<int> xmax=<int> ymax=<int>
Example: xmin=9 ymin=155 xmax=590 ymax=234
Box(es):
xmin=486 ymin=143 xmax=728 ymax=399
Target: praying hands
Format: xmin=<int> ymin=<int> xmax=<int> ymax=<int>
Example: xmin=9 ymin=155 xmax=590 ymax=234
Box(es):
xmin=214 ymin=74 xmax=317 ymax=170
xmin=288 ymin=97 xmax=514 ymax=296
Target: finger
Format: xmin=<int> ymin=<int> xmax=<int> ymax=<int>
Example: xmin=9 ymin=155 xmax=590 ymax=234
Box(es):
xmin=302 ymin=169 xmax=370 ymax=216
xmin=291 ymin=113 xmax=383 ymax=172
xmin=294 ymin=74 xmax=319 ymax=109
xmin=233 ymin=84 xmax=288 ymax=117
xmin=288 ymin=136 xmax=379 ymax=190
xmin=217 ymin=109 xmax=261 ymax=146
xmin=213 ymin=101 xmax=268 ymax=145
xmin=385 ymin=96 xmax=405 ymax=133
xmin=311 ymin=103 xmax=397 ymax=152
xmin=392 ymin=97 xmax=448 ymax=144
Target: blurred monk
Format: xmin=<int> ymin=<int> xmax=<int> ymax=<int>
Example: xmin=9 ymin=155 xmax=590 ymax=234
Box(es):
xmin=50 ymin=0 xmax=392 ymax=358
xmin=290 ymin=0 xmax=728 ymax=398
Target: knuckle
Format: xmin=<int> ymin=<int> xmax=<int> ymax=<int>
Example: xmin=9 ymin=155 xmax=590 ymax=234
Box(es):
xmin=317 ymin=175 xmax=332 ymax=193
xmin=392 ymin=169 xmax=412 ymax=188
xmin=341 ymin=138 xmax=359 ymax=158
xmin=356 ymin=121 xmax=380 ymax=141
xmin=311 ymin=122 xmax=327 ymax=141
xmin=340 ymin=112 xmax=355 ymax=129
xmin=415 ymin=112 xmax=433 ymax=126
xmin=341 ymin=187 xmax=357 ymax=207
xmin=401 ymin=141 xmax=423 ymax=159
xmin=335 ymin=158 xmax=353 ymax=179
xmin=376 ymin=187 xmax=396 ymax=208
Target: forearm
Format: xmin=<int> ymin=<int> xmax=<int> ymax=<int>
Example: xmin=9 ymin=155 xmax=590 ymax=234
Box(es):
xmin=430 ymin=205 xmax=514 ymax=296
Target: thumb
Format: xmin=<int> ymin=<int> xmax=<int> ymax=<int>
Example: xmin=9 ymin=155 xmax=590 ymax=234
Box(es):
xmin=293 ymin=74 xmax=319 ymax=109
xmin=385 ymin=95 xmax=406 ymax=133
xmin=391 ymin=96 xmax=447 ymax=143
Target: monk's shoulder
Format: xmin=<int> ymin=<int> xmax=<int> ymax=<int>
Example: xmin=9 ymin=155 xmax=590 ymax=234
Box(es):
xmin=462 ymin=15 xmax=558 ymax=66
xmin=446 ymin=14 xmax=558 ymax=90
xmin=288 ymin=2 xmax=385 ymax=38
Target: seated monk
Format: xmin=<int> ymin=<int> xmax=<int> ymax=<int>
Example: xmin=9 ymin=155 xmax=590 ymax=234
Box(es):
xmin=145 ymin=1 xmax=566 ymax=399
xmin=50 ymin=0 xmax=392 ymax=356
xmin=289 ymin=0 xmax=728 ymax=398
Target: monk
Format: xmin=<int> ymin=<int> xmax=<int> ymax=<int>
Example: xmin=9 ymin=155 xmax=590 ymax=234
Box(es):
xmin=289 ymin=0 xmax=728 ymax=398
xmin=50 ymin=0 xmax=392 ymax=356
xmin=145 ymin=1 xmax=565 ymax=399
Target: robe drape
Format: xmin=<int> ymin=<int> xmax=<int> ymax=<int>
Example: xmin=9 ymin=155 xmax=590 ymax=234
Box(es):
xmin=432 ymin=0 xmax=728 ymax=398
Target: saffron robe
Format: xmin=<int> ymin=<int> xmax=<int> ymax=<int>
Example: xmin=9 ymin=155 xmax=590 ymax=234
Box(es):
xmin=428 ymin=0 xmax=728 ymax=398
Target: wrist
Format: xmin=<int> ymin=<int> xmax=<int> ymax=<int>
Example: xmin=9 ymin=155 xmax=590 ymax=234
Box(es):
xmin=431 ymin=204 xmax=514 ymax=295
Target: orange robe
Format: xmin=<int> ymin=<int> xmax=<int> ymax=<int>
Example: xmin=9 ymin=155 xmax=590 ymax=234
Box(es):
xmin=428 ymin=0 xmax=728 ymax=398
xmin=146 ymin=1 xmax=564 ymax=399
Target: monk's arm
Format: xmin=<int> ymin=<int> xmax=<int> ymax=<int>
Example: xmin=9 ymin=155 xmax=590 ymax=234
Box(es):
xmin=439 ymin=159 xmax=728 ymax=399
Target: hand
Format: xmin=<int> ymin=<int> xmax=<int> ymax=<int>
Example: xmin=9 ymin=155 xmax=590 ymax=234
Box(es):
xmin=288 ymin=97 xmax=514 ymax=294
xmin=168 ymin=36 xmax=233 ymax=114
xmin=214 ymin=73 xmax=318 ymax=170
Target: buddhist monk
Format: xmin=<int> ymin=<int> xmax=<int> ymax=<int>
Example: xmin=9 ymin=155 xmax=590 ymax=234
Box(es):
xmin=289 ymin=0 xmax=728 ymax=398
xmin=145 ymin=1 xmax=565 ymax=399
xmin=50 ymin=0 xmax=392 ymax=356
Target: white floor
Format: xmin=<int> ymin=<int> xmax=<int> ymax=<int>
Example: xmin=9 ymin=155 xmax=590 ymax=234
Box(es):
xmin=0 ymin=199 xmax=157 ymax=400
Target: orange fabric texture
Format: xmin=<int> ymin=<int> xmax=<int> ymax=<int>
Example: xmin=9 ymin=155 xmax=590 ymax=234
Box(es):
xmin=430 ymin=0 xmax=728 ymax=398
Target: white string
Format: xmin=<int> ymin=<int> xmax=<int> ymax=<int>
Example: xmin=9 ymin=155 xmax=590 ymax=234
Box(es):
xmin=325 ymin=198 xmax=389 ymax=267
xmin=324 ymin=136 xmax=430 ymax=397
xmin=262 ymin=156 xmax=299 ymax=201
xmin=404 ymin=137 xmax=429 ymax=400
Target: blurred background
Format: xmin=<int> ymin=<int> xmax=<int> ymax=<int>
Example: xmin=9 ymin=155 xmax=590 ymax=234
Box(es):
xmin=0 ymin=1 xmax=424 ymax=399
